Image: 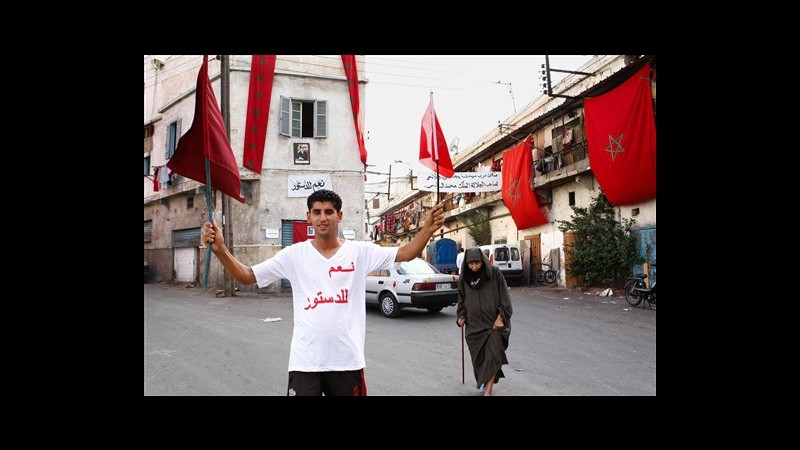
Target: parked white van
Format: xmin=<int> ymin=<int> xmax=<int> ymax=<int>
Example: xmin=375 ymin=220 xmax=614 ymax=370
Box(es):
xmin=479 ymin=244 xmax=523 ymax=282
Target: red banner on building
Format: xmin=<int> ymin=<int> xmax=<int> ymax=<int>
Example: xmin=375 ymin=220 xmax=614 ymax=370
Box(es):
xmin=584 ymin=62 xmax=656 ymax=205
xmin=242 ymin=55 xmax=276 ymax=174
xmin=501 ymin=135 xmax=549 ymax=229
xmin=341 ymin=55 xmax=368 ymax=173
xmin=292 ymin=221 xmax=314 ymax=242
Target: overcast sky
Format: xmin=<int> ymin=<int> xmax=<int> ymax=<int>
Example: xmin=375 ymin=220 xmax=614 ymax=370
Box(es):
xmin=362 ymin=55 xmax=592 ymax=188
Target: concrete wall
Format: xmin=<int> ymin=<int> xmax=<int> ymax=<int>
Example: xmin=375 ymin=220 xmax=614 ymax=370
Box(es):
xmin=144 ymin=194 xmax=209 ymax=283
xmin=618 ymin=197 xmax=656 ymax=228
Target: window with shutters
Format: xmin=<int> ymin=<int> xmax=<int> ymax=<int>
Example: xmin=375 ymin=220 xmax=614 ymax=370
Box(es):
xmin=279 ymin=96 xmax=327 ymax=138
xmin=144 ymin=220 xmax=152 ymax=243
xmin=165 ymin=119 xmax=182 ymax=159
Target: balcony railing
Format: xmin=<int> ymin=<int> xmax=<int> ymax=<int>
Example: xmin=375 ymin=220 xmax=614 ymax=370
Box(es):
xmin=535 ymin=140 xmax=587 ymax=176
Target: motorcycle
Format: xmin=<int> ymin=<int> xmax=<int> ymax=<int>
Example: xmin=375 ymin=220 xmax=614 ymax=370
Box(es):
xmin=624 ymin=264 xmax=656 ymax=308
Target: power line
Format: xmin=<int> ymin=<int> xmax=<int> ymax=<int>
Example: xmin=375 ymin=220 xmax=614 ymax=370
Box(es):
xmin=366 ymin=56 xmax=475 ymax=71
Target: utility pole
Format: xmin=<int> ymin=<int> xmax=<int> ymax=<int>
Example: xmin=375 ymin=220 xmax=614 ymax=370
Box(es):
xmin=540 ymin=55 xmax=595 ymax=99
xmin=220 ymin=55 xmax=235 ymax=297
xmin=387 ymin=164 xmax=392 ymax=201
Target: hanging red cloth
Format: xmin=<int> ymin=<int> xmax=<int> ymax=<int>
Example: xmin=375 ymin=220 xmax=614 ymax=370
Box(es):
xmin=584 ymin=62 xmax=656 ymax=205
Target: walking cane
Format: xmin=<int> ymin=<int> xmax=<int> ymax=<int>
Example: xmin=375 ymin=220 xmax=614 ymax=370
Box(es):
xmin=461 ymin=325 xmax=465 ymax=384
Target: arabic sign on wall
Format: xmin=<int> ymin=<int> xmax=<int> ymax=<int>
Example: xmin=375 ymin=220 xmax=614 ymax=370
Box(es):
xmin=417 ymin=171 xmax=502 ymax=193
xmin=287 ymin=174 xmax=333 ymax=197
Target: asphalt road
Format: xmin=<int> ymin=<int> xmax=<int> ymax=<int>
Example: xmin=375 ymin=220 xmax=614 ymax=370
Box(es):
xmin=144 ymin=282 xmax=656 ymax=396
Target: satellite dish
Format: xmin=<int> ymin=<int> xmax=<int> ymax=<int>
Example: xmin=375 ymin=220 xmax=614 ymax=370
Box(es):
xmin=449 ymin=137 xmax=459 ymax=154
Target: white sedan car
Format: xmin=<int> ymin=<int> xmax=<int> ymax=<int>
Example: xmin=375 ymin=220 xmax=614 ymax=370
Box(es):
xmin=366 ymin=258 xmax=459 ymax=318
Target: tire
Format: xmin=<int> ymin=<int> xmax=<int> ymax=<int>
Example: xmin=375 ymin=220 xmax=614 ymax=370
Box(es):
xmin=379 ymin=293 xmax=401 ymax=318
xmin=426 ymin=307 xmax=443 ymax=313
xmin=625 ymin=280 xmax=642 ymax=306
xmin=544 ymin=270 xmax=556 ymax=284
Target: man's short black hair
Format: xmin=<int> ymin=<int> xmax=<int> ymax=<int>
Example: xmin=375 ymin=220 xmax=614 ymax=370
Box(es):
xmin=307 ymin=189 xmax=342 ymax=212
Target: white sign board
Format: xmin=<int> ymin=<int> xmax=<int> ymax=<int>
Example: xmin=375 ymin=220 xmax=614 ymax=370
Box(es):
xmin=265 ymin=228 xmax=279 ymax=239
xmin=418 ymin=171 xmax=502 ymax=193
xmin=287 ymin=174 xmax=333 ymax=197
xmin=342 ymin=229 xmax=355 ymax=240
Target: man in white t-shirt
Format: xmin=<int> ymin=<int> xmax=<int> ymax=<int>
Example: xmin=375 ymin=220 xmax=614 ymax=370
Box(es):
xmin=203 ymin=189 xmax=444 ymax=396
xmin=455 ymin=247 xmax=465 ymax=274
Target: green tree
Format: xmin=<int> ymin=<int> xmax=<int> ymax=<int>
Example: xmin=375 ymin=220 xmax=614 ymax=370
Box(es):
xmin=557 ymin=193 xmax=642 ymax=287
xmin=463 ymin=209 xmax=492 ymax=246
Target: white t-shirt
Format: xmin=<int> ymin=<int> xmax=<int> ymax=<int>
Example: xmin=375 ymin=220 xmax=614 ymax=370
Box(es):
xmin=252 ymin=240 xmax=398 ymax=372
xmin=456 ymin=251 xmax=465 ymax=274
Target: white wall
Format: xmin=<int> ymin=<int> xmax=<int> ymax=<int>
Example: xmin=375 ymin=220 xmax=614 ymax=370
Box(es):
xmin=618 ymin=197 xmax=656 ymax=228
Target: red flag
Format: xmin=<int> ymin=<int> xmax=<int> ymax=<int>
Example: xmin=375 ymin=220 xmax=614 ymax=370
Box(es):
xmin=292 ymin=221 xmax=314 ymax=242
xmin=242 ymin=55 xmax=276 ymax=174
xmin=419 ymin=94 xmax=455 ymax=178
xmin=584 ymin=62 xmax=656 ymax=205
xmin=153 ymin=167 xmax=160 ymax=192
xmin=167 ymin=55 xmax=244 ymax=203
xmin=341 ymin=55 xmax=368 ymax=171
xmin=501 ymin=135 xmax=549 ymax=229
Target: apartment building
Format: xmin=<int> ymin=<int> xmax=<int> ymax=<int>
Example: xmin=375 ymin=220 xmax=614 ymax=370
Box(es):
xmin=144 ymin=55 xmax=368 ymax=291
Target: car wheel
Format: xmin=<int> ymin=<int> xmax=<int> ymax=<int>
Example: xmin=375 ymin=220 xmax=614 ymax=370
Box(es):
xmin=379 ymin=293 xmax=400 ymax=318
xmin=426 ymin=307 xmax=443 ymax=313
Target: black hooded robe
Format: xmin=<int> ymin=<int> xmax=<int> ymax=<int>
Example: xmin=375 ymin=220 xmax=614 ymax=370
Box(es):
xmin=456 ymin=248 xmax=513 ymax=389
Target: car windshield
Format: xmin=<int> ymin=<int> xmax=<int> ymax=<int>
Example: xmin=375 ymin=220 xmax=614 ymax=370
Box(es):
xmin=396 ymin=259 xmax=441 ymax=275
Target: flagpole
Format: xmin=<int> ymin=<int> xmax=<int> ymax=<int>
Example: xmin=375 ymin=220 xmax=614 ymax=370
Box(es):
xmin=430 ymin=90 xmax=440 ymax=201
xmin=221 ymin=55 xmax=235 ymax=297
xmin=203 ymin=157 xmax=213 ymax=290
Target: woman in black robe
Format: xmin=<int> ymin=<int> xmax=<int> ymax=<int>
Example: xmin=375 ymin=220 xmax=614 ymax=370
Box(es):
xmin=456 ymin=247 xmax=513 ymax=396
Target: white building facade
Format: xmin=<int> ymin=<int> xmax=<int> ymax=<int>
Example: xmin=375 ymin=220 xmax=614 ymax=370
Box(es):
xmin=144 ymin=55 xmax=368 ymax=291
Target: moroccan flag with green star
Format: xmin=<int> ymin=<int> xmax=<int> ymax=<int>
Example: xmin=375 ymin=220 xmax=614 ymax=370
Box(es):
xmin=584 ymin=61 xmax=656 ymax=205
xmin=242 ymin=55 xmax=276 ymax=174
xmin=501 ymin=135 xmax=549 ymax=229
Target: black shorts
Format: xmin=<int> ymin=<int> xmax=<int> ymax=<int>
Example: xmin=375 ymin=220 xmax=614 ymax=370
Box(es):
xmin=287 ymin=369 xmax=367 ymax=396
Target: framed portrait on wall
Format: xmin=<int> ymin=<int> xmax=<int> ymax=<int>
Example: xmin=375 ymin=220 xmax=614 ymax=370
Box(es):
xmin=294 ymin=143 xmax=310 ymax=165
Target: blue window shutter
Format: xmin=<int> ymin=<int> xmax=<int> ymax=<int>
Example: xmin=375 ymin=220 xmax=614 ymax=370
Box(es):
xmin=164 ymin=123 xmax=170 ymax=159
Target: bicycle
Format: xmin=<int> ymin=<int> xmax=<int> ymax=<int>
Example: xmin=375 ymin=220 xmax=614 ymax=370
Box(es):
xmin=624 ymin=263 xmax=656 ymax=309
xmin=533 ymin=260 xmax=557 ymax=285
